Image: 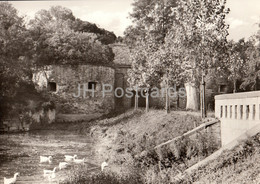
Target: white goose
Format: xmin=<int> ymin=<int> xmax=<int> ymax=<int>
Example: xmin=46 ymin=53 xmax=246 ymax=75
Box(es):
xmin=4 ymin=173 xmax=19 ymax=184
xmin=59 ymin=162 xmax=69 ymax=170
xmin=64 ymin=155 xmax=77 ymax=162
xmin=101 ymin=161 xmax=108 ymax=171
xmin=73 ymin=157 xmax=85 ymax=164
xmin=43 ymin=167 xmax=56 ymax=177
xmin=40 ymin=156 xmax=52 ymax=163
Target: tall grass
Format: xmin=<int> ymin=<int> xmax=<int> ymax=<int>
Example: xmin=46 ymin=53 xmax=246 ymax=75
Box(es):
xmin=64 ymin=110 xmax=220 ymax=183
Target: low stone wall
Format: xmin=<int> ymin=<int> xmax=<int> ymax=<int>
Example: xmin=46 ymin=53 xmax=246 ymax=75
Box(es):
xmin=215 ymin=91 xmax=260 ymax=146
xmin=55 ymin=113 xmax=102 ymax=123
xmin=148 ymin=88 xmax=186 ymax=110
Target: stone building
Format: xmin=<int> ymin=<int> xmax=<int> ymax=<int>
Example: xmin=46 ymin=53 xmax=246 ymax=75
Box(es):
xmin=33 ymin=65 xmax=116 ymax=114
xmin=33 ymin=43 xmax=133 ymax=115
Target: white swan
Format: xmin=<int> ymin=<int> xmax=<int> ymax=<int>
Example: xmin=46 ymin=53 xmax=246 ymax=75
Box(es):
xmin=64 ymin=155 xmax=77 ymax=161
xmin=47 ymin=172 xmax=56 ymax=181
xmin=40 ymin=156 xmax=52 ymax=163
xmin=43 ymin=167 xmax=56 ymax=177
xmin=4 ymin=173 xmax=19 ymax=184
xmin=101 ymin=161 xmax=108 ymax=171
xmin=59 ymin=162 xmax=68 ymax=170
xmin=73 ymin=158 xmax=85 ymax=164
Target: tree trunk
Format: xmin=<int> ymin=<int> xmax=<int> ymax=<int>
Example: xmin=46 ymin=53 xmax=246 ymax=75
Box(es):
xmin=185 ymin=82 xmax=199 ymax=111
xmin=201 ymin=76 xmax=206 ymax=118
xmin=146 ymin=93 xmax=149 ymax=113
xmin=135 ymin=90 xmax=138 ymax=111
xmin=233 ymin=80 xmax=237 ymax=93
xmin=165 ymin=88 xmax=170 ymax=113
xmin=165 ymin=79 xmax=169 ymax=113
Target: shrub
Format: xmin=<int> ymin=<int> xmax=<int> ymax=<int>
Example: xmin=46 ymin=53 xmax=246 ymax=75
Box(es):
xmin=61 ymin=165 xmax=143 ymax=184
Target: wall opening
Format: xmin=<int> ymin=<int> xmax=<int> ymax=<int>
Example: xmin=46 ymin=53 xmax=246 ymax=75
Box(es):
xmin=225 ymin=105 xmax=227 ymax=118
xmin=240 ymin=105 xmax=243 ymax=119
xmin=230 ymin=105 xmax=232 ymax=118
xmin=246 ymin=105 xmax=250 ymax=119
xmin=220 ymin=106 xmax=223 ymax=118
xmin=48 ymin=82 xmax=57 ymax=92
xmin=235 ymin=105 xmax=237 ymax=119
xmin=88 ymin=82 xmax=97 ymax=90
xmin=253 ymin=105 xmax=256 ymax=120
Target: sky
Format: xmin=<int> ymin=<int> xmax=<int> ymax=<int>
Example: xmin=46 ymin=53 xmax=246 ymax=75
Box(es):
xmin=10 ymin=0 xmax=260 ymax=41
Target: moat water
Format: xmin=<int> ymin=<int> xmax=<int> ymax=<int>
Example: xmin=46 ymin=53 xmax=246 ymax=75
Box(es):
xmin=0 ymin=130 xmax=98 ymax=183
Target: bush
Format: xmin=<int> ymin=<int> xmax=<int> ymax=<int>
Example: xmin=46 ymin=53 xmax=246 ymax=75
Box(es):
xmin=61 ymin=165 xmax=143 ymax=184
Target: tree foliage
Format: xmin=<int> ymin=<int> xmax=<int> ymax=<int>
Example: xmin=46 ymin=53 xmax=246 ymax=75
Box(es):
xmin=127 ymin=0 xmax=229 ymax=89
xmin=0 ymin=2 xmax=33 ymax=97
xmin=240 ymin=36 xmax=260 ymax=90
xmin=225 ymin=39 xmax=251 ymax=92
xmin=0 ymin=2 xmax=36 ymax=119
xmin=127 ymin=0 xmax=180 ymax=89
xmin=125 ymin=0 xmax=177 ymax=48
xmin=72 ymin=19 xmax=117 ymax=45
xmin=29 ymin=6 xmax=115 ymax=66
xmin=165 ymin=0 xmax=229 ymax=84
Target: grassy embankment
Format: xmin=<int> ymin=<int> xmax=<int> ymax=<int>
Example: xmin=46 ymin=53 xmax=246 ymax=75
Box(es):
xmin=61 ymin=109 xmax=220 ymax=183
xmin=181 ymin=133 xmax=260 ymax=183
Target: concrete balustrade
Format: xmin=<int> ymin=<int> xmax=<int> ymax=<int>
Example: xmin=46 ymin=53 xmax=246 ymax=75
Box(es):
xmin=215 ymin=91 xmax=260 ymax=146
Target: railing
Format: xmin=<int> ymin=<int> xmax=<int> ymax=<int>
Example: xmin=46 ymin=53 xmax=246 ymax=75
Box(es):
xmin=215 ymin=91 xmax=260 ymax=146
xmin=154 ymin=118 xmax=220 ymax=149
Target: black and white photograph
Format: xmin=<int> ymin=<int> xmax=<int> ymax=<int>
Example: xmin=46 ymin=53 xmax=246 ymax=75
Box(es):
xmin=0 ymin=0 xmax=260 ymax=183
